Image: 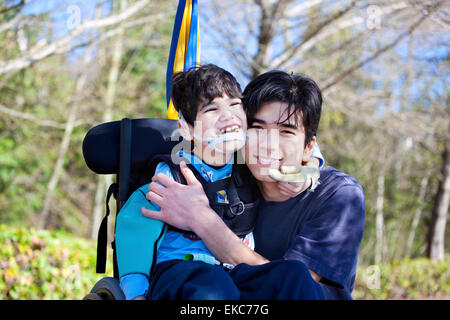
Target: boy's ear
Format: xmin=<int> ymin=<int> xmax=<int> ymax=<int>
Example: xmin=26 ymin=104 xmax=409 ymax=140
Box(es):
xmin=301 ymin=136 xmax=316 ymax=163
xmin=177 ymin=120 xmax=193 ymax=141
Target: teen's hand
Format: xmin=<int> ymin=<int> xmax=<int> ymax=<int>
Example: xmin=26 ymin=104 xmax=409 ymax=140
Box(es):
xmin=141 ymin=161 xmax=211 ymax=231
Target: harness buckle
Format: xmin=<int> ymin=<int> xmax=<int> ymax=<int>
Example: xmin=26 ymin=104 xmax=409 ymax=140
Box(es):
xmin=230 ymin=201 xmax=245 ymax=216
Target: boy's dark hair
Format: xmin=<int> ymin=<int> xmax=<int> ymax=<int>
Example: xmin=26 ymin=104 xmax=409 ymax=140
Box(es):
xmin=171 ymin=64 xmax=242 ymax=126
xmin=242 ymin=70 xmax=322 ymax=146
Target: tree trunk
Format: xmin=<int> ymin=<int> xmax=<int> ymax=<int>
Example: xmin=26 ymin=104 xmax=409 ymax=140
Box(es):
xmin=91 ymin=0 xmax=125 ymax=240
xmin=375 ymin=173 xmax=385 ymax=264
xmin=405 ymin=175 xmax=429 ymax=258
xmin=250 ymin=1 xmax=287 ymax=77
xmin=39 ymin=51 xmax=91 ymax=229
xmin=427 ymin=139 xmax=450 ymax=261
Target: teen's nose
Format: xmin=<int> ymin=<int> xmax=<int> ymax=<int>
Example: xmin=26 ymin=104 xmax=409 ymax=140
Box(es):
xmin=257 ymin=128 xmax=281 ymax=159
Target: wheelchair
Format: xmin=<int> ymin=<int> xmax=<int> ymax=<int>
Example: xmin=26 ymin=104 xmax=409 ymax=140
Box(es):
xmin=81 ymin=118 xmax=179 ymax=300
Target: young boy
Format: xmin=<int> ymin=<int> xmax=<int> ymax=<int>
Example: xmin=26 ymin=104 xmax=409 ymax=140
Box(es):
xmin=115 ymin=64 xmax=324 ymax=300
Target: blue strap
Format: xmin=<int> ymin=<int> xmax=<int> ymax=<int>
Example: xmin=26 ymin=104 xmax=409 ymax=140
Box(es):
xmin=96 ymin=183 xmax=117 ymax=273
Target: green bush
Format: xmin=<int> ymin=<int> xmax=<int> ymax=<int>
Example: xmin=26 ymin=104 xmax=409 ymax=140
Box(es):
xmin=354 ymin=256 xmax=450 ymax=299
xmin=0 ymin=224 xmax=112 ymax=299
xmin=1 ymin=224 xmax=449 ymax=300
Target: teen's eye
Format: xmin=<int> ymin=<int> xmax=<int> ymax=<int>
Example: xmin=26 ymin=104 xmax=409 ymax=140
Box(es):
xmin=281 ymin=130 xmax=295 ymax=135
xmin=249 ymin=124 xmax=263 ymax=130
xmin=230 ymin=102 xmax=242 ymax=107
xmin=204 ymin=108 xmax=217 ymax=113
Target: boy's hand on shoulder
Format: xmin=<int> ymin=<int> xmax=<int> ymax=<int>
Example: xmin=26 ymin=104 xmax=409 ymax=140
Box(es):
xmin=277 ymin=180 xmax=312 ymax=198
xmin=274 ymin=157 xmax=320 ymax=198
xmin=141 ymin=161 xmax=211 ymax=231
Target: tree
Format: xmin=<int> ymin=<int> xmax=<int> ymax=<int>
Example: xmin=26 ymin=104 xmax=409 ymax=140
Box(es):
xmin=202 ymin=0 xmax=449 ymax=264
xmin=0 ymin=0 xmax=173 ymax=234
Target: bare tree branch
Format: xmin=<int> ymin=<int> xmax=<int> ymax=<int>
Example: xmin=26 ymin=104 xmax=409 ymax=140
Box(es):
xmin=0 ymin=103 xmax=87 ymax=129
xmin=272 ymin=1 xmax=357 ymax=69
xmin=250 ymin=0 xmax=290 ymax=76
xmin=322 ymin=2 xmax=441 ymax=92
xmin=0 ymin=0 xmax=150 ymax=75
xmin=0 ymin=11 xmax=23 ymax=33
xmin=0 ymin=0 xmax=28 ymax=15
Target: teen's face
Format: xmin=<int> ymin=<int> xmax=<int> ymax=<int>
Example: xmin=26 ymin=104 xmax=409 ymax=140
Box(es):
xmin=245 ymin=101 xmax=315 ymax=182
xmin=185 ymin=94 xmax=247 ymax=156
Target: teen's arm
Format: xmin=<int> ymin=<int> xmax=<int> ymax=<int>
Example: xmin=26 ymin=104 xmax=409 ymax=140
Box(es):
xmin=193 ymin=205 xmax=269 ymax=266
xmin=141 ymin=161 xmax=268 ymax=266
xmin=142 ymin=161 xmax=323 ymax=282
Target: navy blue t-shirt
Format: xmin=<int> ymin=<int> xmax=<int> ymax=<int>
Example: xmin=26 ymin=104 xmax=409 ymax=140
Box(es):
xmin=253 ymin=167 xmax=365 ymax=300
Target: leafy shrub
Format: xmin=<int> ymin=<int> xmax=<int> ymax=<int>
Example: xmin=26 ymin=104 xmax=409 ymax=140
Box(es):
xmin=354 ymin=256 xmax=450 ymax=299
xmin=0 ymin=224 xmax=112 ymax=299
xmin=1 ymin=224 xmax=448 ymax=299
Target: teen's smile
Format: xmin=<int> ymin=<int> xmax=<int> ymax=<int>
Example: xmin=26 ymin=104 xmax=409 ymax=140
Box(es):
xmin=255 ymin=155 xmax=282 ymax=167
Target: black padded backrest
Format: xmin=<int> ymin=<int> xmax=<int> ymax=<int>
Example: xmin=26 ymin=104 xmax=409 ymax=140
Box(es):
xmin=82 ymin=118 xmax=181 ymax=198
xmin=83 ymin=118 xmax=179 ymax=174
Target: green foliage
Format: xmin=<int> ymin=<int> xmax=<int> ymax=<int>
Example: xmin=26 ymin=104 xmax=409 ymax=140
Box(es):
xmin=0 ymin=1 xmax=174 ymax=234
xmin=0 ymin=224 xmax=112 ymax=300
xmin=354 ymin=256 xmax=450 ymax=299
xmin=0 ymin=224 xmax=448 ymax=300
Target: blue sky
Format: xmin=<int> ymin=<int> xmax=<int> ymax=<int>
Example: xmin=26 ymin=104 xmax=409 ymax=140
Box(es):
xmin=9 ymin=0 xmax=449 ymax=110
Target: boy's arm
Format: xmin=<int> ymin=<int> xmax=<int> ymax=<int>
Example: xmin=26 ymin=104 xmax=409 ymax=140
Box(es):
xmin=120 ymin=274 xmax=149 ymax=300
xmin=117 ymin=162 xmax=173 ymax=300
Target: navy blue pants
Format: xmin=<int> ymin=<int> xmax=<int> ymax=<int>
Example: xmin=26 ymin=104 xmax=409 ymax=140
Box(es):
xmin=147 ymin=259 xmax=325 ymax=300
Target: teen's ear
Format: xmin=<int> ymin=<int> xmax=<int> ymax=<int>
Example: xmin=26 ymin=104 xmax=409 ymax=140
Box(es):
xmin=301 ymin=136 xmax=316 ymax=163
xmin=177 ymin=120 xmax=193 ymax=141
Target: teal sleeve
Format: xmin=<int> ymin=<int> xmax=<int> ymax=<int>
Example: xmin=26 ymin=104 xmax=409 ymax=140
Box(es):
xmin=115 ymin=184 xmax=165 ymax=278
xmin=120 ymin=273 xmax=149 ymax=300
xmin=312 ymin=142 xmax=325 ymax=168
xmin=115 ymin=162 xmax=174 ymax=278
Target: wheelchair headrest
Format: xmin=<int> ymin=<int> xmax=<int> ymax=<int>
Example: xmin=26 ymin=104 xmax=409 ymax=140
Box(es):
xmin=82 ymin=118 xmax=179 ymax=175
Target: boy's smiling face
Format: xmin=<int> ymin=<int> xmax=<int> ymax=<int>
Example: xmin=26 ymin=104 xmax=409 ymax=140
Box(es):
xmin=179 ymin=94 xmax=247 ymax=165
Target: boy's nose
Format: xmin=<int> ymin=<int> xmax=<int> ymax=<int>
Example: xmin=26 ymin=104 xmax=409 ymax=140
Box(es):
xmin=219 ymin=107 xmax=234 ymax=121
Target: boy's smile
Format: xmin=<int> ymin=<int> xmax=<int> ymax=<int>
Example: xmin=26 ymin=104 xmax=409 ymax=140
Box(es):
xmin=179 ymin=94 xmax=247 ymax=166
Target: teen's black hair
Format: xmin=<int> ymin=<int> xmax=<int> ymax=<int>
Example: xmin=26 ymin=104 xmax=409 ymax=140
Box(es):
xmin=242 ymin=70 xmax=322 ymax=146
xmin=170 ymin=64 xmax=243 ymax=126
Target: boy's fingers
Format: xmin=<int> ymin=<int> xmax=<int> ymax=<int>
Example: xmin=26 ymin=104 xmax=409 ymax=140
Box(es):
xmin=180 ymin=161 xmax=200 ymax=185
xmin=279 ymin=189 xmax=292 ymax=197
xmin=277 ymin=181 xmax=310 ymax=197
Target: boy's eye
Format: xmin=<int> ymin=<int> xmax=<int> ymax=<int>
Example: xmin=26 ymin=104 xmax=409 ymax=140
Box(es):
xmin=281 ymin=130 xmax=295 ymax=135
xmin=204 ymin=108 xmax=217 ymax=113
xmin=249 ymin=124 xmax=263 ymax=130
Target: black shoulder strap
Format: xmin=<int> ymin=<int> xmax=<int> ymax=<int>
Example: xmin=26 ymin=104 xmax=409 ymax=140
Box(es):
xmin=96 ymin=182 xmax=117 ymax=274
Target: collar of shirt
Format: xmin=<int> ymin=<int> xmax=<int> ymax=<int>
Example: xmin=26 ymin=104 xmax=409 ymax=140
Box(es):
xmin=179 ymin=150 xmax=233 ymax=183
